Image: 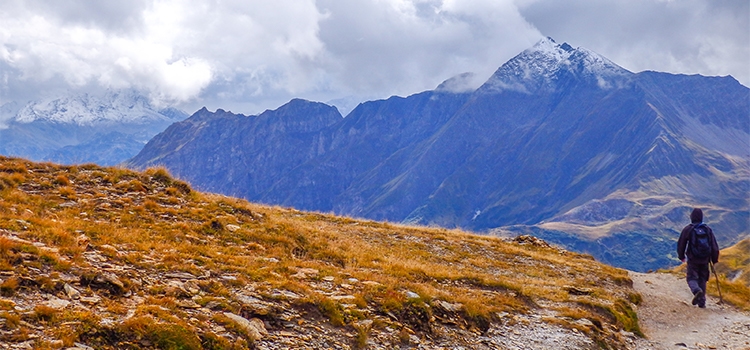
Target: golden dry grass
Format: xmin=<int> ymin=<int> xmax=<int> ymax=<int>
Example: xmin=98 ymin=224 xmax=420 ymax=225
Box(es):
xmin=0 ymin=156 xmax=642 ymax=347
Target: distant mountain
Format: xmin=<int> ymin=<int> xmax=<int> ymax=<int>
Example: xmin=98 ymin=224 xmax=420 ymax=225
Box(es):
xmin=0 ymin=90 xmax=187 ymax=166
xmin=127 ymin=38 xmax=750 ymax=272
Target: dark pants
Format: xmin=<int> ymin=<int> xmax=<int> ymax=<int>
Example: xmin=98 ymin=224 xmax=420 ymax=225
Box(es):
xmin=686 ymin=262 xmax=709 ymax=306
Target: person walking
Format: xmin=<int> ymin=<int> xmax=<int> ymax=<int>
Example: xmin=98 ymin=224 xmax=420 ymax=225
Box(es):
xmin=677 ymin=208 xmax=719 ymax=308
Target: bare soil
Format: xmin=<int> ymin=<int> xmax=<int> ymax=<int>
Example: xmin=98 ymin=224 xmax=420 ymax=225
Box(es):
xmin=629 ymin=271 xmax=750 ymax=350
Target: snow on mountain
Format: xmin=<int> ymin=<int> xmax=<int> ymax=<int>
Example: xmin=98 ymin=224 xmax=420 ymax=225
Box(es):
xmin=13 ymin=89 xmax=176 ymax=125
xmin=480 ymin=37 xmax=633 ymax=94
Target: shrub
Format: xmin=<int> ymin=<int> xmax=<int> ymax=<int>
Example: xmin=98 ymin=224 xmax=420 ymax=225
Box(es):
xmin=33 ymin=304 xmax=58 ymax=323
xmin=120 ymin=316 xmax=202 ymax=350
xmin=0 ymin=277 xmax=19 ymax=297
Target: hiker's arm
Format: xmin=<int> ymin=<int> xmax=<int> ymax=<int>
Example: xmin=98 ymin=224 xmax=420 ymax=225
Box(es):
xmin=676 ymin=225 xmax=690 ymax=261
xmin=710 ymin=229 xmax=720 ymax=263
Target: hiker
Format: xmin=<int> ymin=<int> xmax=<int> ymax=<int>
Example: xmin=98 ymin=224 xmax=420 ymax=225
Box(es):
xmin=676 ymin=208 xmax=719 ymax=308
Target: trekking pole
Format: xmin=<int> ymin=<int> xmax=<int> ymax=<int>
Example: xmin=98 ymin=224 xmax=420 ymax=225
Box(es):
xmin=709 ymin=261 xmax=723 ymax=304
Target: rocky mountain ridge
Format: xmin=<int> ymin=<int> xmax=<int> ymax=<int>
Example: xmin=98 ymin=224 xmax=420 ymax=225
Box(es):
xmin=127 ymin=38 xmax=749 ymax=273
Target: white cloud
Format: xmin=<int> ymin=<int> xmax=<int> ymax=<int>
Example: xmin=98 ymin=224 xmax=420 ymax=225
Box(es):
xmin=517 ymin=0 xmax=749 ymax=85
xmin=0 ymin=0 xmax=746 ymax=114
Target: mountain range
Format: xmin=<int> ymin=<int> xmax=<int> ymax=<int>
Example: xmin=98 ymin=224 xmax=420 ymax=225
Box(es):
xmin=127 ymin=38 xmax=750 ymax=271
xmin=0 ymin=90 xmax=187 ymax=166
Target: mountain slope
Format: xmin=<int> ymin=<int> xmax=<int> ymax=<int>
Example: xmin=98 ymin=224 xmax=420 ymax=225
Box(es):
xmin=0 ymin=156 xmax=643 ymax=349
xmin=126 ymin=38 xmax=750 ymax=272
xmin=0 ymin=90 xmax=187 ymax=166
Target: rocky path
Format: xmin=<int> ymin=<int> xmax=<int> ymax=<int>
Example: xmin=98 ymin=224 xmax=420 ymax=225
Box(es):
xmin=629 ymin=271 xmax=750 ymax=350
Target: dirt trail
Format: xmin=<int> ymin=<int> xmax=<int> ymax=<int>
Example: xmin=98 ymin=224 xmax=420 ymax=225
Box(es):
xmin=629 ymin=271 xmax=750 ymax=350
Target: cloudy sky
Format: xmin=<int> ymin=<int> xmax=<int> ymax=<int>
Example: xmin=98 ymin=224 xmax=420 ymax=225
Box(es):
xmin=1 ymin=0 xmax=748 ymax=116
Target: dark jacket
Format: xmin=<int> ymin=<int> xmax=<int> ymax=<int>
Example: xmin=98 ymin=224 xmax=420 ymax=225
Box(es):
xmin=677 ymin=208 xmax=719 ymax=264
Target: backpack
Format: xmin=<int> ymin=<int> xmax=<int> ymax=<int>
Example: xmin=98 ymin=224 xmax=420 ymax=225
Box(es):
xmin=689 ymin=223 xmax=712 ymax=259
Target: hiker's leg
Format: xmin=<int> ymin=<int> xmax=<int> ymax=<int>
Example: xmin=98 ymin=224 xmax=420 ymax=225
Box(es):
xmin=685 ymin=262 xmax=702 ymax=295
xmin=698 ymin=264 xmax=709 ymax=306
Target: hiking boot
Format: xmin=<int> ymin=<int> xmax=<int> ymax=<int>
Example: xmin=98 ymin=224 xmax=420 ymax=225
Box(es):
xmin=692 ymin=290 xmax=704 ymax=306
xmin=698 ymin=304 xmax=706 ymax=308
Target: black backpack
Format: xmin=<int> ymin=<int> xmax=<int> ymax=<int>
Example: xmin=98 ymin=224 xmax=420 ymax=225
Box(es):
xmin=689 ymin=223 xmax=712 ymax=259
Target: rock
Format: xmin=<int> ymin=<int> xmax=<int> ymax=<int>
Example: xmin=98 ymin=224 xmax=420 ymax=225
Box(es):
xmin=165 ymin=272 xmax=198 ymax=280
xmin=322 ymin=276 xmax=335 ymax=282
xmin=354 ymin=319 xmax=373 ymax=329
xmin=80 ymin=296 xmax=101 ymax=305
xmin=177 ymin=300 xmax=201 ymax=309
xmin=223 ymin=312 xmax=268 ymax=340
xmin=565 ymin=286 xmax=593 ymax=296
xmin=270 ymin=290 xmax=300 ymax=300
xmin=182 ymin=280 xmax=201 ymax=295
xmin=513 ymin=235 xmax=551 ymax=248
xmin=97 ymin=272 xmax=126 ymax=294
xmin=435 ymin=300 xmax=463 ymax=313
xmin=75 ymin=234 xmax=90 ymax=249
xmin=330 ymin=295 xmax=356 ymax=301
xmin=291 ymin=268 xmax=319 ymax=279
xmin=71 ymin=343 xmax=95 ymax=350
xmin=64 ymin=283 xmax=81 ymax=300
xmin=45 ymin=297 xmax=70 ymax=310
xmin=235 ymin=294 xmax=274 ymax=315
xmin=405 ymin=291 xmax=420 ymax=299
xmin=226 ymin=224 xmax=240 ymax=232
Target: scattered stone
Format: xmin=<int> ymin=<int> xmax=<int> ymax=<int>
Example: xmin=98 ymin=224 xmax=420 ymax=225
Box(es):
xmin=405 ymin=291 xmax=420 ymax=299
xmin=564 ymin=286 xmax=593 ymax=296
xmin=322 ymin=276 xmax=335 ymax=282
xmin=223 ymin=312 xmax=268 ymax=340
xmin=45 ymin=297 xmax=70 ymax=310
xmin=291 ymin=268 xmax=319 ymax=279
xmin=435 ymin=300 xmax=463 ymax=313
xmin=64 ymin=283 xmax=81 ymax=300
xmin=182 ymin=280 xmax=201 ymax=295
xmin=513 ymin=235 xmax=551 ymax=248
xmin=72 ymin=342 xmax=95 ymax=350
xmin=165 ymin=272 xmax=198 ymax=280
xmin=177 ymin=300 xmax=201 ymax=309
xmin=330 ymin=295 xmax=356 ymax=301
xmin=96 ymin=272 xmax=126 ymax=295
xmin=80 ymin=296 xmax=101 ymax=305
xmin=226 ymin=224 xmax=240 ymax=232
xmin=354 ymin=319 xmax=373 ymax=329
xmin=235 ymin=294 xmax=275 ymax=315
xmin=270 ymin=290 xmax=301 ymax=300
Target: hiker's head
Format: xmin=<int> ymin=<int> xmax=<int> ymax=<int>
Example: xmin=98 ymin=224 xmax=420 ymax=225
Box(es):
xmin=690 ymin=208 xmax=703 ymax=223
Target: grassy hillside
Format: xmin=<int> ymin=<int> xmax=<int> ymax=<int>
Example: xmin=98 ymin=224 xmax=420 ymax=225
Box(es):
xmin=709 ymin=238 xmax=750 ymax=310
xmin=0 ymin=156 xmax=643 ymax=349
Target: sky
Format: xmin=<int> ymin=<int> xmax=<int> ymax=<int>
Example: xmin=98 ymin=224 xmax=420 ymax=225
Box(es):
xmin=1 ymin=0 xmax=748 ymax=117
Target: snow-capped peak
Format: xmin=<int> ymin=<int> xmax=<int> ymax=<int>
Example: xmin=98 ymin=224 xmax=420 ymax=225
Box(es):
xmin=13 ymin=89 xmax=183 ymax=125
xmin=479 ymin=37 xmax=633 ymax=94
